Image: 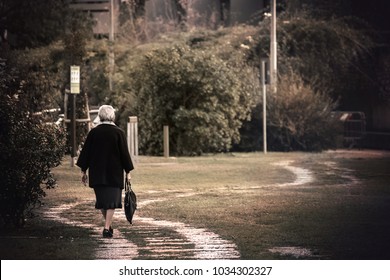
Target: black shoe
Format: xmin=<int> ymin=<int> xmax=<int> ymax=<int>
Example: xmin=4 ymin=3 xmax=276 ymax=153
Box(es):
xmin=109 ymin=226 xmax=114 ymax=234
xmin=103 ymin=228 xmax=113 ymax=238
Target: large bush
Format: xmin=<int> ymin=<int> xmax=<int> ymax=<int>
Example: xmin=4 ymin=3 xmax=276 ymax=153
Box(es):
xmin=267 ymin=73 xmax=340 ymax=151
xmin=116 ymin=44 xmax=260 ymax=155
xmin=0 ymin=64 xmax=66 ymax=227
xmin=237 ymin=72 xmax=340 ymax=152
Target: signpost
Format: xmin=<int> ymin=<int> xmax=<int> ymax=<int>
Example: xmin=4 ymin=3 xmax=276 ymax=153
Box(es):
xmin=70 ymin=66 xmax=80 ymax=94
xmin=70 ymin=66 xmax=80 ymax=166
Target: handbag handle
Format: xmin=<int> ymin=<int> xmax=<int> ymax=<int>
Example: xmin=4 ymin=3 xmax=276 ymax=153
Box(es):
xmin=125 ymin=178 xmax=132 ymax=192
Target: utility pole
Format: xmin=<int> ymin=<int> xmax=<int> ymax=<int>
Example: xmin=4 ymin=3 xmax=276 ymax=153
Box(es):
xmin=261 ymin=0 xmax=277 ymax=154
xmin=109 ymin=0 xmax=115 ymax=91
xmin=270 ymin=0 xmax=277 ymax=93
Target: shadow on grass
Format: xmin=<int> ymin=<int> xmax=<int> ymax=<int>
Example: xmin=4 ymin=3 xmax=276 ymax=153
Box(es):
xmin=0 ymin=218 xmax=96 ymax=260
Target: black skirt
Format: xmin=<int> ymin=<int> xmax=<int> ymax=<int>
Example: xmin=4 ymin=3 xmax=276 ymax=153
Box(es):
xmin=93 ymin=185 xmax=122 ymax=210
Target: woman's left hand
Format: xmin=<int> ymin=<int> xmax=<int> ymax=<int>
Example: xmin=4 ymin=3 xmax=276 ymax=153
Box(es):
xmin=81 ymin=173 xmax=88 ymax=186
xmin=126 ymin=173 xmax=131 ymax=181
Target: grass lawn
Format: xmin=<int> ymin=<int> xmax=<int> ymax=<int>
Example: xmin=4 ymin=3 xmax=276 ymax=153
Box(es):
xmin=1 ymin=150 xmax=390 ymax=259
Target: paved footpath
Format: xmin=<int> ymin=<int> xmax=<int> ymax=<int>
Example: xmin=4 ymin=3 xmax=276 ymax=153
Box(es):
xmin=41 ymin=197 xmax=241 ymax=260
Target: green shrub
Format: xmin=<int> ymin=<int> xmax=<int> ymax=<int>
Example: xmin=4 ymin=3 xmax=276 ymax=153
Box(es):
xmin=0 ymin=65 xmax=66 ymax=227
xmin=237 ymin=72 xmax=340 ymax=152
xmin=267 ymin=72 xmax=340 ymax=151
xmin=117 ymin=44 xmax=259 ymax=155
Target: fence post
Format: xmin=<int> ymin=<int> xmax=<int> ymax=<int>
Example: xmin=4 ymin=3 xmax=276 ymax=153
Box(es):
xmin=127 ymin=116 xmax=138 ymax=162
xmin=164 ymin=125 xmax=169 ymax=158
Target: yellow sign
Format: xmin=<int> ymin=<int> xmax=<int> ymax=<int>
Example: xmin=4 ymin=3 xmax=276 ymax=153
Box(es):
xmin=70 ymin=66 xmax=80 ymax=94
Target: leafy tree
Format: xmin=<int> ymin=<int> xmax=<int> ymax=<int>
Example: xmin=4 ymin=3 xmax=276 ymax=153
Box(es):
xmin=48 ymin=10 xmax=95 ymax=149
xmin=117 ymin=0 xmax=233 ymax=44
xmin=115 ymin=44 xmax=259 ymax=155
xmin=114 ymin=9 xmax=374 ymax=153
xmin=236 ymin=11 xmax=374 ymax=151
xmin=0 ymin=5 xmax=96 ymax=227
xmin=249 ymin=12 xmax=374 ymax=103
xmin=5 ymin=48 xmax=62 ymax=113
xmin=119 ymin=0 xmax=148 ymax=42
xmin=284 ymin=0 xmax=352 ymax=17
xmin=0 ymin=0 xmax=70 ymax=48
xmin=279 ymin=15 xmax=373 ymax=103
xmin=0 ymin=63 xmax=66 ymax=227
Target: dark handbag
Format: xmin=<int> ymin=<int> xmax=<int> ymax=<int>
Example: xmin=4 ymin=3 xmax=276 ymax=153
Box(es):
xmin=124 ymin=179 xmax=137 ymax=224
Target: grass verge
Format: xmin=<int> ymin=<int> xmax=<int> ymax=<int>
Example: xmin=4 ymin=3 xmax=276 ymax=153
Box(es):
xmin=1 ymin=150 xmax=390 ymax=259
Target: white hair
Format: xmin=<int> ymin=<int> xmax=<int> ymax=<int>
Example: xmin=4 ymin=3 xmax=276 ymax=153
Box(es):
xmin=98 ymin=105 xmax=115 ymax=122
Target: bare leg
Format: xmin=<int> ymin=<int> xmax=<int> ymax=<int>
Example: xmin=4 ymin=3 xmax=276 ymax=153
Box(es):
xmin=104 ymin=209 xmax=115 ymax=230
xmin=101 ymin=209 xmax=107 ymax=219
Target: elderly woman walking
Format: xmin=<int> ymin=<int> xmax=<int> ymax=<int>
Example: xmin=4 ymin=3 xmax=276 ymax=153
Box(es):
xmin=76 ymin=105 xmax=134 ymax=238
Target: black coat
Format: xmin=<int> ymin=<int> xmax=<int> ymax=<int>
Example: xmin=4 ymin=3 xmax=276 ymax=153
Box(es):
xmin=76 ymin=124 xmax=134 ymax=189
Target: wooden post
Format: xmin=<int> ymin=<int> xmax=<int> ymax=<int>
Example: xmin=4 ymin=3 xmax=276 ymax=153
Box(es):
xmin=127 ymin=116 xmax=138 ymax=162
xmin=163 ymin=125 xmax=169 ymax=158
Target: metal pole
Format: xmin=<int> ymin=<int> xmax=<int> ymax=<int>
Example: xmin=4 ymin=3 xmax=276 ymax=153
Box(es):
xmin=261 ymin=60 xmax=267 ymax=154
xmin=70 ymin=65 xmax=80 ymax=167
xmin=270 ymin=0 xmax=277 ymax=93
xmin=70 ymin=94 xmax=77 ymax=166
xmin=109 ymin=0 xmax=115 ymax=91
